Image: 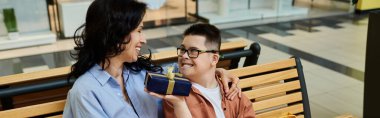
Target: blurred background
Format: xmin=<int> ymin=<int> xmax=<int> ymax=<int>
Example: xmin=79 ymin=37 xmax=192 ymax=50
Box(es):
xmin=1 ymin=0 xmax=379 ymax=117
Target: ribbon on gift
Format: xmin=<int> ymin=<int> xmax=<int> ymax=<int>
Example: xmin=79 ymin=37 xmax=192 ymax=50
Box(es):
xmin=165 ymin=66 xmax=175 ymax=94
xmin=147 ymin=66 xmax=185 ymax=95
xmin=165 ymin=66 xmax=183 ymax=94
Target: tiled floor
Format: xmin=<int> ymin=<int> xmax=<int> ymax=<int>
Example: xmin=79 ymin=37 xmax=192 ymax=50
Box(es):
xmin=233 ymin=36 xmax=364 ymax=117
xmin=224 ymin=14 xmax=366 ymax=117
xmin=0 ymin=5 xmax=367 ymax=118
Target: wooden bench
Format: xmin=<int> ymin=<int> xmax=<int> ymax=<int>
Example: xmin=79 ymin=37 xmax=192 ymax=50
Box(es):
xmin=0 ymin=57 xmax=310 ymax=118
xmin=233 ymin=57 xmax=311 ymax=118
xmin=0 ymin=39 xmax=253 ymax=110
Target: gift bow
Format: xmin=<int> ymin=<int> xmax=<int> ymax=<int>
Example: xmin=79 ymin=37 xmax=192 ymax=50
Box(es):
xmin=165 ymin=66 xmax=182 ymax=94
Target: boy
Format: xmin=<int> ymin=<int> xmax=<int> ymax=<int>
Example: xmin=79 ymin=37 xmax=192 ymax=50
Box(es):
xmin=163 ymin=24 xmax=256 ymax=118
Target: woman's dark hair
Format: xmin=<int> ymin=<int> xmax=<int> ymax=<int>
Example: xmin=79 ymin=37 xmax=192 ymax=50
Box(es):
xmin=68 ymin=0 xmax=162 ymax=80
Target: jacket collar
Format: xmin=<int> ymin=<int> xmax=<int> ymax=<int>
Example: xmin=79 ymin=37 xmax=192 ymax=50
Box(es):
xmin=191 ymin=75 xmax=226 ymax=99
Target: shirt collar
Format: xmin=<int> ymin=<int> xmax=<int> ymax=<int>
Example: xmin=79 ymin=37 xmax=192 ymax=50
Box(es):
xmin=89 ymin=64 xmax=130 ymax=86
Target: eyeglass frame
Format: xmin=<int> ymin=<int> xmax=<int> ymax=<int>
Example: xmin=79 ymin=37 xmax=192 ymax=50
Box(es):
xmin=177 ymin=47 xmax=219 ymax=58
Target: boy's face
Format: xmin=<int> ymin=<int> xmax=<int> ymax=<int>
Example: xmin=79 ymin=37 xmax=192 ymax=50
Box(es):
xmin=178 ymin=35 xmax=219 ymax=79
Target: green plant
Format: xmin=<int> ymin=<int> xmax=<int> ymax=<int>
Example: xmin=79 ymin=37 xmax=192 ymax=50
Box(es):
xmin=3 ymin=8 xmax=18 ymax=32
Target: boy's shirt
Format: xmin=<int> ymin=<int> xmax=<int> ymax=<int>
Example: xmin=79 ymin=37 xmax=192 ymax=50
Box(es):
xmin=192 ymin=82 xmax=225 ymax=118
xmin=163 ymin=76 xmax=256 ymax=118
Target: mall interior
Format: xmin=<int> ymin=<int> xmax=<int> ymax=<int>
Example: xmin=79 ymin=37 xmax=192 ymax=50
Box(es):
xmin=1 ymin=0 xmax=380 ymax=117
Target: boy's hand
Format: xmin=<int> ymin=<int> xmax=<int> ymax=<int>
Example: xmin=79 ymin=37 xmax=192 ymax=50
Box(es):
xmin=145 ymin=88 xmax=192 ymax=118
xmin=216 ymin=68 xmax=242 ymax=100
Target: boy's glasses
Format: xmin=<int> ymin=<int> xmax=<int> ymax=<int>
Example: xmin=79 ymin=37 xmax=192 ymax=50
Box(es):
xmin=177 ymin=47 xmax=218 ymax=58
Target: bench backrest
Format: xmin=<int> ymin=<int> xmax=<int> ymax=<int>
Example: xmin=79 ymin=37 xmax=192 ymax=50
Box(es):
xmin=0 ymin=39 xmax=247 ymax=86
xmin=0 ymin=57 xmax=310 ymax=118
xmin=233 ymin=57 xmax=310 ymax=118
xmin=0 ymin=39 xmax=250 ymax=110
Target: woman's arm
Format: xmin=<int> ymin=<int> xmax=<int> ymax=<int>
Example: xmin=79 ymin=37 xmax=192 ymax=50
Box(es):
xmin=216 ymin=68 xmax=242 ymax=100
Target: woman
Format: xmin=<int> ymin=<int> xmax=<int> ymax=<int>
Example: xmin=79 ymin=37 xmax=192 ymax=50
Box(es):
xmin=63 ymin=0 xmax=241 ymax=117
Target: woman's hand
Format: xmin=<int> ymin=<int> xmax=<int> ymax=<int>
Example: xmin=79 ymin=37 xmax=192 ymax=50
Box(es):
xmin=216 ymin=68 xmax=241 ymax=100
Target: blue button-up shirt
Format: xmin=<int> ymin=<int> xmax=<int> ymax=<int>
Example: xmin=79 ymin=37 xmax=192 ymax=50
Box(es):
xmin=63 ymin=64 xmax=162 ymax=118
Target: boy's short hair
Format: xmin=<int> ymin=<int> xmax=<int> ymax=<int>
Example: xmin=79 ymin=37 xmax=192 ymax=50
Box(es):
xmin=183 ymin=23 xmax=221 ymax=51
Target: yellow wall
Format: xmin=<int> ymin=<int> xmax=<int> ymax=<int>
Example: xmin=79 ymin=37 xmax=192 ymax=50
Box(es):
xmin=356 ymin=0 xmax=380 ymax=10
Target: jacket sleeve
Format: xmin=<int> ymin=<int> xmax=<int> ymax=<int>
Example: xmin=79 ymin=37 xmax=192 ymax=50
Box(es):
xmin=163 ymin=99 xmax=177 ymax=118
xmin=240 ymin=94 xmax=256 ymax=118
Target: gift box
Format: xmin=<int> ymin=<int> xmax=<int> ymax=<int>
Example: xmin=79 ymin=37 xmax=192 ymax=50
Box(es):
xmin=145 ymin=67 xmax=191 ymax=96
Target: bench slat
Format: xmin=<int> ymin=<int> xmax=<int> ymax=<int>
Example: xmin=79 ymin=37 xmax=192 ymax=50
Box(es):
xmin=150 ymin=49 xmax=176 ymax=61
xmin=218 ymin=39 xmax=247 ymax=50
xmin=0 ymin=100 xmax=66 ymax=117
xmin=253 ymin=92 xmax=302 ymax=111
xmin=229 ymin=58 xmax=296 ymax=77
xmin=47 ymin=114 xmax=63 ymax=118
xmin=256 ymin=103 xmax=303 ymax=118
xmin=0 ymin=66 xmax=71 ymax=86
xmin=243 ymin=80 xmax=301 ymax=99
xmin=239 ymin=69 xmax=298 ymax=88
